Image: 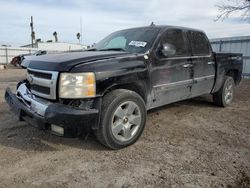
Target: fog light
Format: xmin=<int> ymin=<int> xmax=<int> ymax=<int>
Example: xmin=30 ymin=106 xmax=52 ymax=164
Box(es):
xmin=51 ymin=124 xmax=64 ymax=136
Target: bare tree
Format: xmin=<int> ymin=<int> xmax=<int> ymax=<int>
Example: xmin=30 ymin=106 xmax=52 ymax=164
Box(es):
xmin=215 ymin=0 xmax=250 ymax=22
xmin=53 ymin=31 xmax=58 ymax=42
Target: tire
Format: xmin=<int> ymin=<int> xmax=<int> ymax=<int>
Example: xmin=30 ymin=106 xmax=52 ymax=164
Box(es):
xmin=95 ymin=89 xmax=147 ymax=150
xmin=213 ymin=76 xmax=235 ymax=107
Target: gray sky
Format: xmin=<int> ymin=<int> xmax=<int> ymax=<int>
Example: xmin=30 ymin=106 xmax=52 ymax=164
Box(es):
xmin=0 ymin=0 xmax=250 ymax=46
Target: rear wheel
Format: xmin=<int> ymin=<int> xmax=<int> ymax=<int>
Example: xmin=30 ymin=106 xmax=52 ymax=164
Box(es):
xmin=213 ymin=76 xmax=235 ymax=107
xmin=95 ymin=89 xmax=146 ymax=149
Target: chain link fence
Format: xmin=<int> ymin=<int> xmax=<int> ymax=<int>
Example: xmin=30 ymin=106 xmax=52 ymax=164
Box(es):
xmin=0 ymin=47 xmax=38 ymax=65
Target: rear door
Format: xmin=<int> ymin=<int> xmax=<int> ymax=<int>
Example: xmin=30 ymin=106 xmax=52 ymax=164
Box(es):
xmin=188 ymin=31 xmax=215 ymax=97
xmin=150 ymin=29 xmax=193 ymax=108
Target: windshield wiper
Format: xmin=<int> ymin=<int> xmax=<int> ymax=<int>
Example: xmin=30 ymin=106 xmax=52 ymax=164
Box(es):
xmin=99 ymin=48 xmax=126 ymax=52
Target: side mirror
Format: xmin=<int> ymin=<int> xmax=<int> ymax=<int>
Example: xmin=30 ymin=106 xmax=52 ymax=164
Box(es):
xmin=161 ymin=43 xmax=176 ymax=57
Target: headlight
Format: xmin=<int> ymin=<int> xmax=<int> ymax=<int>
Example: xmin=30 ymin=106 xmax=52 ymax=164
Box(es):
xmin=59 ymin=72 xmax=96 ymax=98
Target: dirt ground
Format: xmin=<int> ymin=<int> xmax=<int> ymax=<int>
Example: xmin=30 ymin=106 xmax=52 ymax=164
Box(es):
xmin=0 ymin=69 xmax=249 ymax=188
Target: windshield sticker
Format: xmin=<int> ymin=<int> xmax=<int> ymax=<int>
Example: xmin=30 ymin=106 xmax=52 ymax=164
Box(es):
xmin=128 ymin=41 xmax=147 ymax=47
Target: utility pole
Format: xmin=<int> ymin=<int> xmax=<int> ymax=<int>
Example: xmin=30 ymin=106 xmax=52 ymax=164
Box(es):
xmin=30 ymin=16 xmax=35 ymax=48
xmin=80 ymin=16 xmax=83 ymax=44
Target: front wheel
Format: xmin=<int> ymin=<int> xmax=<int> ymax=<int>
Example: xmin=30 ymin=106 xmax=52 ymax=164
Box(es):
xmin=213 ymin=76 xmax=235 ymax=107
xmin=95 ymin=89 xmax=147 ymax=149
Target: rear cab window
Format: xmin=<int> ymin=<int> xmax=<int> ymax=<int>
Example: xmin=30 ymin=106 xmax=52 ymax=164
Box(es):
xmin=189 ymin=31 xmax=211 ymax=56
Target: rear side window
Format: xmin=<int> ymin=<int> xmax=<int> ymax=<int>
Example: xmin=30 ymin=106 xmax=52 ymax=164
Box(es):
xmin=189 ymin=31 xmax=210 ymax=55
xmin=160 ymin=29 xmax=188 ymax=57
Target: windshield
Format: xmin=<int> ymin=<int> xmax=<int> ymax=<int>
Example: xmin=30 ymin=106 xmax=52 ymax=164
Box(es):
xmin=94 ymin=28 xmax=160 ymax=54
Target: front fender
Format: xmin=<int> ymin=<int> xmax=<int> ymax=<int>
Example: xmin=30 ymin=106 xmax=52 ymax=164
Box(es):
xmin=70 ymin=56 xmax=150 ymax=97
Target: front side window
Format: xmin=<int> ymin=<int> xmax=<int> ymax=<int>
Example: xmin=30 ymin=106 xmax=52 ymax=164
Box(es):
xmin=159 ymin=29 xmax=188 ymax=57
xmin=189 ymin=31 xmax=210 ymax=56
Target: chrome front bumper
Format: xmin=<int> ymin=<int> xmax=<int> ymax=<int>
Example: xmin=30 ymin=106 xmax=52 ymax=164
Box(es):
xmin=5 ymin=82 xmax=100 ymax=137
xmin=16 ymin=83 xmax=50 ymax=117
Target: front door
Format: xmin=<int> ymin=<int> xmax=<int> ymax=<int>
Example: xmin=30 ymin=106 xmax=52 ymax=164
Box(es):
xmin=150 ymin=29 xmax=193 ymax=109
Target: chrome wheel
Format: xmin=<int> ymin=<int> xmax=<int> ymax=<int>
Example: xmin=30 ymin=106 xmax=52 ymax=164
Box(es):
xmin=224 ymin=81 xmax=234 ymax=104
xmin=111 ymin=101 xmax=142 ymax=142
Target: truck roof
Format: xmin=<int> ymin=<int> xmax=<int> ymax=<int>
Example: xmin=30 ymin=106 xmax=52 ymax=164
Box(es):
xmin=120 ymin=25 xmax=205 ymax=33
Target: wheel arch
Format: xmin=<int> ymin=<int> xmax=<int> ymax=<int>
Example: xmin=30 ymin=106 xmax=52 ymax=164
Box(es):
xmin=225 ymin=69 xmax=240 ymax=85
xmin=212 ymin=68 xmax=241 ymax=93
xmin=103 ymin=81 xmax=148 ymax=105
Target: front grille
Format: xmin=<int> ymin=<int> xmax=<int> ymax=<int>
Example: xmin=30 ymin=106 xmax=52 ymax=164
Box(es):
xmin=30 ymin=84 xmax=50 ymax=95
xmin=27 ymin=68 xmax=59 ymax=100
xmin=27 ymin=69 xmax=52 ymax=79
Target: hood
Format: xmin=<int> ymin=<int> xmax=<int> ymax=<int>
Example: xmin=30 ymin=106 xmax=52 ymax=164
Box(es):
xmin=25 ymin=51 xmax=131 ymax=71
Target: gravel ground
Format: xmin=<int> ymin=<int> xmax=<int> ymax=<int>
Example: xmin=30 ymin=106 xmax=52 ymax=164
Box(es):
xmin=0 ymin=69 xmax=249 ymax=188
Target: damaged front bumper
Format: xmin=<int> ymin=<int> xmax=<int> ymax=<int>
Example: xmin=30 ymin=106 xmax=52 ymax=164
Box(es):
xmin=4 ymin=83 xmax=100 ymax=137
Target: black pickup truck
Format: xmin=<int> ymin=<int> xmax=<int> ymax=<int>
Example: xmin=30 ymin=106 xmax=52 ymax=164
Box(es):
xmin=5 ymin=25 xmax=243 ymax=149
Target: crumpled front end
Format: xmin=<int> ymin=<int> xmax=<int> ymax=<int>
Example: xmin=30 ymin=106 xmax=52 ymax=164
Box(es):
xmin=5 ymin=82 xmax=100 ymax=137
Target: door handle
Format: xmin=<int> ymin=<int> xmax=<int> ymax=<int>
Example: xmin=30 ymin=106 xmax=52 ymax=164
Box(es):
xmin=183 ymin=64 xmax=193 ymax=68
xmin=207 ymin=61 xmax=215 ymax=65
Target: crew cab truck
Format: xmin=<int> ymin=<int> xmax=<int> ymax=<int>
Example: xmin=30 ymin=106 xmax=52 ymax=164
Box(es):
xmin=5 ymin=25 xmax=243 ymax=149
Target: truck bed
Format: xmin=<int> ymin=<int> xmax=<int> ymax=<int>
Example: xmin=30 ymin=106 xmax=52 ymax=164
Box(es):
xmin=212 ymin=52 xmax=243 ymax=93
